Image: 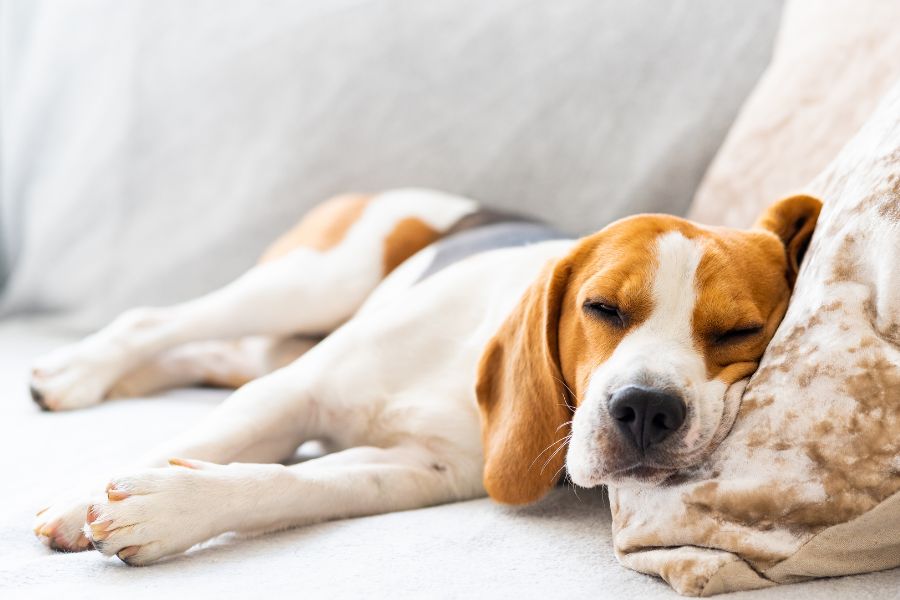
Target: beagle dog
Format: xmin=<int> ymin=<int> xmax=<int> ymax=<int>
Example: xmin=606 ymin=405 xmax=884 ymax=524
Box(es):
xmin=29 ymin=188 xmax=821 ymax=565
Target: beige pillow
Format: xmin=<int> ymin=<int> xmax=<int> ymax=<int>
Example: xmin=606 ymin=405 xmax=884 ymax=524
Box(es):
xmin=610 ymin=80 xmax=900 ymax=596
xmin=688 ymin=0 xmax=900 ymax=230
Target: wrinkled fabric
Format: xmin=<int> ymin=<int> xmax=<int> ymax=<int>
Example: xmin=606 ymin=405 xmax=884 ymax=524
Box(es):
xmin=612 ymin=79 xmax=900 ymax=596
xmin=689 ymin=0 xmax=900 ymax=229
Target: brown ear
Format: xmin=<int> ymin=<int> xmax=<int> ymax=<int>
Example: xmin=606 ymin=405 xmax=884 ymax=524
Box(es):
xmin=753 ymin=193 xmax=823 ymax=287
xmin=476 ymin=258 xmax=573 ymax=505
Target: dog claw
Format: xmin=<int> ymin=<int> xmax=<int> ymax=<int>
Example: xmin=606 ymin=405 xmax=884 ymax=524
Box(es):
xmin=30 ymin=385 xmax=50 ymax=411
xmin=118 ymin=546 xmax=140 ymax=561
xmin=168 ymin=458 xmax=197 ymax=469
xmin=105 ymin=483 xmax=131 ymax=501
xmin=89 ymin=520 xmax=113 ymax=533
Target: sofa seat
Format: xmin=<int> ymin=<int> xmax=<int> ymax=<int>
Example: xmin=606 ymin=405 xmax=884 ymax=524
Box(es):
xmin=2 ymin=319 xmax=900 ymax=598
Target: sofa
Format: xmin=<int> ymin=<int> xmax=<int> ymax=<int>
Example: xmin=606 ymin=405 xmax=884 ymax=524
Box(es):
xmin=3 ymin=1 xmax=899 ymax=597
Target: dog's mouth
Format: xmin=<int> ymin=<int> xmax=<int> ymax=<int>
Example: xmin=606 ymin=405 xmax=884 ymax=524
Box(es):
xmin=600 ymin=463 xmax=678 ymax=487
xmin=567 ymin=441 xmax=690 ymax=488
xmin=568 ymin=417 xmax=712 ymax=488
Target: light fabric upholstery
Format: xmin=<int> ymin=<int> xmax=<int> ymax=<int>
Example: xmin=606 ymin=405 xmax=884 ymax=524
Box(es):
xmin=688 ymin=0 xmax=900 ymax=229
xmin=7 ymin=319 xmax=900 ymax=598
xmin=0 ymin=0 xmax=783 ymax=331
xmin=611 ymin=80 xmax=900 ymax=596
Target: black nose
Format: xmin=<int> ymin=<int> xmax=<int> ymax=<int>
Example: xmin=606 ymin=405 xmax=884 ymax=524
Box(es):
xmin=608 ymin=386 xmax=686 ymax=451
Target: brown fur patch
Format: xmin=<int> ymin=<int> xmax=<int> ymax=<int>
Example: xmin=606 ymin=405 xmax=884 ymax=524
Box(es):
xmin=382 ymin=217 xmax=440 ymax=276
xmin=693 ymin=195 xmax=821 ymax=381
xmin=258 ymin=194 xmax=371 ymax=263
xmin=557 ymin=218 xmax=663 ymax=407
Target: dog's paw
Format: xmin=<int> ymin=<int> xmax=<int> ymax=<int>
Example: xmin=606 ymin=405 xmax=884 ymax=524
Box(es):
xmin=30 ymin=336 xmax=138 ymax=411
xmin=30 ymin=353 xmax=116 ymax=411
xmin=29 ymin=308 xmax=169 ymax=411
xmin=33 ymin=485 xmax=101 ymax=552
xmin=86 ymin=460 xmax=228 ymax=565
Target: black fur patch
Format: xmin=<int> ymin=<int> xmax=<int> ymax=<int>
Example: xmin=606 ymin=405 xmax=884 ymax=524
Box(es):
xmin=416 ymin=209 xmax=571 ymax=283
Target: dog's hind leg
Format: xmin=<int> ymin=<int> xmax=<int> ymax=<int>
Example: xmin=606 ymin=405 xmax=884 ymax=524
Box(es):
xmin=29 ymin=190 xmax=477 ymax=411
xmin=105 ymin=335 xmax=320 ymax=399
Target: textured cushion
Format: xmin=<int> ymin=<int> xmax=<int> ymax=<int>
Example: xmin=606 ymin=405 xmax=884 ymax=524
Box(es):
xmin=0 ymin=0 xmax=783 ymax=330
xmin=610 ymin=80 xmax=900 ymax=596
xmin=688 ymin=0 xmax=900 ymax=229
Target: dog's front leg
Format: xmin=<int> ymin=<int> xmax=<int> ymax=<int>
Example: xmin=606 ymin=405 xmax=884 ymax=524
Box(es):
xmin=86 ymin=445 xmax=481 ymax=565
xmin=32 ymin=359 xmax=323 ymax=552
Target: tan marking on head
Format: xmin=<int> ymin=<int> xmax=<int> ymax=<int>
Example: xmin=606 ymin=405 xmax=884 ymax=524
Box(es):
xmin=382 ymin=217 xmax=440 ymax=276
xmin=557 ymin=216 xmax=666 ymax=404
xmin=690 ymin=230 xmax=788 ymax=382
xmin=693 ymin=194 xmax=822 ymax=385
xmin=258 ymin=193 xmax=371 ymax=263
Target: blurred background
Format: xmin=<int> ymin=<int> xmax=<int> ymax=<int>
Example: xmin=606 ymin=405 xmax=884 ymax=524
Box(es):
xmin=2 ymin=0 xmax=898 ymax=338
xmin=0 ymin=0 xmax=787 ymax=331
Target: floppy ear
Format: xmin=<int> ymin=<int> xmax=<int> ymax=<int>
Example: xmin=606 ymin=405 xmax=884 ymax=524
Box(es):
xmin=753 ymin=193 xmax=823 ymax=287
xmin=476 ymin=258 xmax=574 ymax=505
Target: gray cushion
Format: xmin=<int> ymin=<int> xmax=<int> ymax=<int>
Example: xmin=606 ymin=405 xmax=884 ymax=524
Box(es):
xmin=0 ymin=0 xmax=783 ymax=330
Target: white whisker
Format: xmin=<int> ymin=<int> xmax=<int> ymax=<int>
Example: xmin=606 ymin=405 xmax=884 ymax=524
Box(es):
xmin=528 ymin=435 xmax=570 ymax=472
xmin=541 ymin=436 xmax=571 ymax=473
xmin=555 ymin=420 xmax=573 ymax=432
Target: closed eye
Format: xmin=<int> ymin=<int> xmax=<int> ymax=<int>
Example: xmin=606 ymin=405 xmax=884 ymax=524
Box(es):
xmin=583 ymin=300 xmax=624 ymax=326
xmin=714 ymin=325 xmax=764 ymax=345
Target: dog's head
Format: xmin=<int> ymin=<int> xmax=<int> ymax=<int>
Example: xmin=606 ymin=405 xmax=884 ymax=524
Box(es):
xmin=476 ymin=194 xmax=822 ymax=504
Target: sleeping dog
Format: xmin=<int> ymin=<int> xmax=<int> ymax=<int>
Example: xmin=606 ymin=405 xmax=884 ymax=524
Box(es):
xmin=30 ymin=189 xmax=821 ymax=564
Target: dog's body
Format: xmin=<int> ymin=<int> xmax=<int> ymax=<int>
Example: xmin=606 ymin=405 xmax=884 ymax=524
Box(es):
xmin=30 ymin=188 xmax=820 ymax=565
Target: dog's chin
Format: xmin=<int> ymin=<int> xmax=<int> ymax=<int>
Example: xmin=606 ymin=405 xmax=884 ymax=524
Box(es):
xmin=569 ymin=460 xmax=679 ymax=489
xmin=598 ymin=442 xmax=722 ymax=488
xmin=568 ymin=425 xmax=723 ymax=489
xmin=600 ymin=464 xmax=678 ymax=488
